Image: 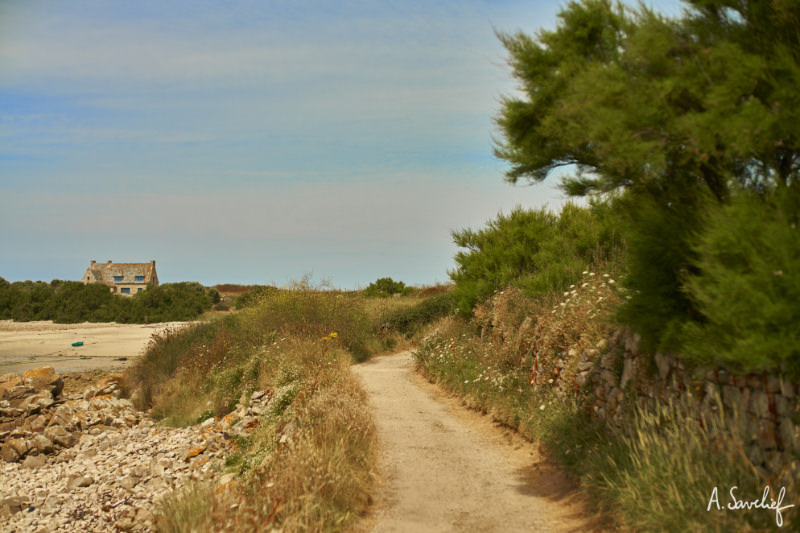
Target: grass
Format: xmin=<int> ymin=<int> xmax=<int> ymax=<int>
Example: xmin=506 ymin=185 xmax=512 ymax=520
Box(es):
xmin=414 ymin=269 xmax=798 ymax=531
xmin=123 ymin=279 xmax=454 ymax=532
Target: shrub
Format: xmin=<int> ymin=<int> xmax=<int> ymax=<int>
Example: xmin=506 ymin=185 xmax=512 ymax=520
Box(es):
xmin=378 ymin=292 xmax=455 ymax=336
xmin=234 ymin=285 xmax=279 ymax=309
xmin=0 ymin=280 xmax=216 ymax=323
xmin=449 ymin=201 xmax=621 ymax=315
xmin=680 ymin=188 xmax=800 ymax=379
xmin=247 ymin=281 xmax=372 ymax=361
xmin=363 ymin=277 xmax=413 ymax=298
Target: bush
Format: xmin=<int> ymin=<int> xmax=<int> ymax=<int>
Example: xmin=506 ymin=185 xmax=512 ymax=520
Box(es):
xmin=680 ymin=188 xmax=800 ymax=378
xmin=378 ymin=292 xmax=454 ymax=336
xmin=0 ymin=280 xmax=215 ymax=323
xmin=244 ymin=279 xmax=373 ymax=362
xmin=612 ymin=187 xmax=706 ymax=354
xmin=363 ymin=277 xmax=413 ymax=298
xmin=234 ymin=285 xmax=279 ymax=309
xmin=449 ymin=201 xmax=621 ymax=315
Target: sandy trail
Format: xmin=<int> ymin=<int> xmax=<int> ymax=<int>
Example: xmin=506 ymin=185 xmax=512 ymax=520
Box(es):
xmin=352 ymin=351 xmax=595 ymax=533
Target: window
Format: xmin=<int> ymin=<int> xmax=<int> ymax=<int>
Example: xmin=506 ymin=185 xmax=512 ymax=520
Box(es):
xmin=114 ymin=276 xmax=123 ymax=282
xmin=121 ymin=287 xmax=130 ymax=294
xmin=137 ymin=288 xmax=143 ymax=293
xmin=135 ymin=276 xmax=145 ymax=282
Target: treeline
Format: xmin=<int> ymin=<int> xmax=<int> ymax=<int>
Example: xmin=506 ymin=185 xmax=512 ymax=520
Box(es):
xmin=0 ymin=278 xmax=219 ymax=323
xmin=452 ymin=0 xmax=800 ymax=379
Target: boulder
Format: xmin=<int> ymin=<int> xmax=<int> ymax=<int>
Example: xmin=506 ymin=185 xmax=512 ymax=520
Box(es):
xmin=44 ymin=425 xmax=78 ymax=449
xmin=21 ymin=454 xmax=46 ymax=469
xmin=21 ymin=367 xmax=64 ymax=398
xmin=0 ymin=495 xmax=30 ymax=516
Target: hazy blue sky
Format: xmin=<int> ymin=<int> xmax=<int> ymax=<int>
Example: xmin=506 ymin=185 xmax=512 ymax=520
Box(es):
xmin=1 ymin=0 xmax=684 ymax=288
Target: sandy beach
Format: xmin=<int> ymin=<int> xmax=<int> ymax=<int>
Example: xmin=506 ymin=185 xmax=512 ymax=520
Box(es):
xmin=0 ymin=320 xmax=189 ymax=374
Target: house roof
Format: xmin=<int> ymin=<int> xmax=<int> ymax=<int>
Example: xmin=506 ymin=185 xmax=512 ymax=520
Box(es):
xmin=85 ymin=261 xmax=157 ymax=284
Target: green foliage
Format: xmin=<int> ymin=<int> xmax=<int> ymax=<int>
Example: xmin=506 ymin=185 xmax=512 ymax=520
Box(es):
xmin=378 ymin=292 xmax=455 ymax=336
xmin=234 ymin=285 xmax=279 ymax=309
xmin=449 ymin=201 xmax=621 ymax=314
xmin=247 ymin=280 xmax=372 ymax=362
xmin=363 ymin=277 xmax=412 ymax=298
xmin=0 ymin=280 xmax=214 ymax=323
xmin=493 ymin=0 xmax=800 ymax=360
xmin=680 ymin=187 xmax=800 ymax=378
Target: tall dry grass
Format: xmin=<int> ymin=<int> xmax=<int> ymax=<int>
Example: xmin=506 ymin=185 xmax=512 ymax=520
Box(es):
xmin=414 ymin=269 xmax=798 ymax=531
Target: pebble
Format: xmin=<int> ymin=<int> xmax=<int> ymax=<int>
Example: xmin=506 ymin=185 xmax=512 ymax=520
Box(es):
xmin=0 ymin=368 xmax=271 ymax=532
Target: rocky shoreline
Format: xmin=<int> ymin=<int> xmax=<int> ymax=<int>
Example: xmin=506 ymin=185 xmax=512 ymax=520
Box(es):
xmin=0 ymin=367 xmax=265 ymax=532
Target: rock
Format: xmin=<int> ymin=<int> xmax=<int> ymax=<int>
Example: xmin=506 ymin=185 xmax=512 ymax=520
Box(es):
xmin=114 ymin=516 xmax=136 ymax=531
xmin=30 ymin=434 xmax=54 ymax=455
xmin=44 ymin=425 xmax=78 ymax=449
xmin=251 ymin=390 xmax=266 ymax=402
xmin=200 ymin=417 xmax=216 ymax=429
xmin=0 ymin=495 xmax=30 ymax=515
xmin=0 ymin=441 xmax=20 ymax=462
xmin=21 ymin=367 xmax=63 ymax=398
xmin=619 ymin=357 xmax=633 ymax=390
xmin=21 ymin=391 xmax=55 ymax=414
xmin=751 ymin=391 xmax=770 ymax=419
xmin=49 ymin=403 xmax=75 ymax=429
xmin=67 ymin=475 xmax=94 ymax=489
xmin=779 ymin=420 xmax=796 ymax=453
xmin=26 ymin=414 xmax=49 ymax=434
xmin=654 ymin=352 xmax=671 ymax=381
xmin=780 ymin=378 xmax=796 ymax=399
xmin=21 ymin=454 xmax=46 ymax=470
xmin=119 ymin=476 xmax=139 ymax=492
xmin=6 ymin=437 xmax=32 ymax=458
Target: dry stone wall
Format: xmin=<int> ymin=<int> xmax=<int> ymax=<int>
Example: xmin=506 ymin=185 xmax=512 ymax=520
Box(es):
xmin=574 ymin=329 xmax=800 ymax=475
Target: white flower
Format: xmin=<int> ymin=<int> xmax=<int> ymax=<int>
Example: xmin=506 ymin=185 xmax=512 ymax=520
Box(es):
xmin=539 ymin=404 xmax=546 ymax=411
xmin=581 ymin=283 xmax=588 ymax=288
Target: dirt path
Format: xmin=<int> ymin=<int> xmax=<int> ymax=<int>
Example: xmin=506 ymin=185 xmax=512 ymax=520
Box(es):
xmin=352 ymin=351 xmax=597 ymax=533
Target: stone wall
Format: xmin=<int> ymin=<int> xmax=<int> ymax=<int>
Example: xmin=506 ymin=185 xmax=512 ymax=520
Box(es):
xmin=574 ymin=329 xmax=799 ymax=475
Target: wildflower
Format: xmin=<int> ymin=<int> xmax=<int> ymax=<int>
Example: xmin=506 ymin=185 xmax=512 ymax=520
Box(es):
xmin=609 ymin=280 xmax=616 ymax=284
xmin=563 ymin=291 xmax=570 ymax=296
xmin=539 ymin=404 xmax=546 ymax=411
xmin=582 ymin=271 xmax=588 ymax=275
xmin=581 ymin=283 xmax=588 ymax=288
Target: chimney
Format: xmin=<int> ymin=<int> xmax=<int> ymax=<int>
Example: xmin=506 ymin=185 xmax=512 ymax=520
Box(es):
xmin=91 ymin=260 xmax=96 ymax=266
xmin=107 ymin=260 xmax=112 ymax=264
xmin=151 ymin=260 xmax=156 ymax=267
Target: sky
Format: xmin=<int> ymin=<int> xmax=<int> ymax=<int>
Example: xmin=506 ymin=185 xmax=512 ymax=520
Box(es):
xmin=1 ymin=0 xmax=685 ymax=289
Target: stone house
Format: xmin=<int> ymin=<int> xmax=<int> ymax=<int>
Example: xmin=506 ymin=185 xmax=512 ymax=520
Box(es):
xmin=81 ymin=260 xmax=159 ymax=296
